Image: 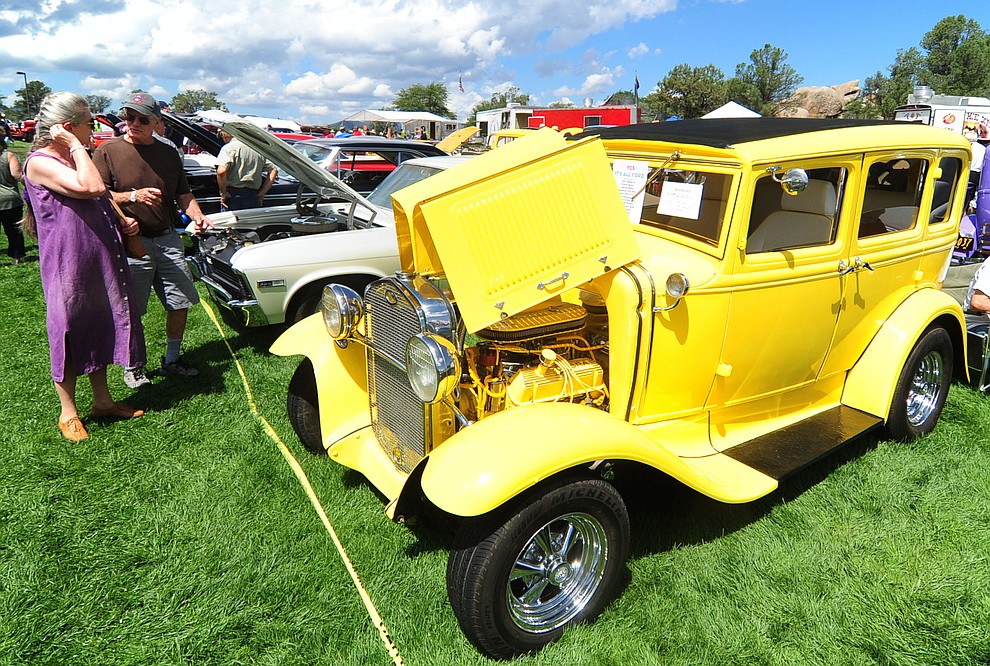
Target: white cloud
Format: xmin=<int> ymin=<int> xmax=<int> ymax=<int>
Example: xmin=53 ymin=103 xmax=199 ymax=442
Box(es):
xmin=0 ymin=0 xmax=677 ymax=121
xmin=628 ymin=42 xmax=650 ymax=58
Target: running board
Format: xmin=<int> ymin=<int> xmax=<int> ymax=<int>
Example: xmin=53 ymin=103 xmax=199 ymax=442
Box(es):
xmin=722 ymin=406 xmax=883 ymax=481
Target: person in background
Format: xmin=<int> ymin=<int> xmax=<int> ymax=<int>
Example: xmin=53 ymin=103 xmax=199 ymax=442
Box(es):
xmin=152 ymin=104 xmax=182 ymax=156
xmin=216 ymin=128 xmax=278 ymax=210
xmin=93 ymin=92 xmax=212 ymax=388
xmin=966 ymin=129 xmax=986 ymax=212
xmin=0 ymin=123 xmax=26 ymax=264
xmin=20 ymin=92 xmax=146 ymax=441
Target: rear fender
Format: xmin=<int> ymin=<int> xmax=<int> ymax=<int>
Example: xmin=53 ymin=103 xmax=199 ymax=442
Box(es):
xmin=417 ymin=402 xmax=775 ymax=517
xmin=842 ymin=288 xmax=966 ymax=419
xmin=270 ymin=313 xmax=370 ymax=445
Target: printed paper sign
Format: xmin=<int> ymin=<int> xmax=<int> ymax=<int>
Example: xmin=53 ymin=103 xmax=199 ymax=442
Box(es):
xmin=612 ymin=159 xmax=648 ymax=224
xmin=657 ymin=181 xmax=703 ymax=220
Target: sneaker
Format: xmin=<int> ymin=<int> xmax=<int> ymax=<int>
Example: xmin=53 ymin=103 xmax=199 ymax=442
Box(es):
xmin=123 ymin=367 xmax=152 ymax=388
xmin=160 ymin=356 xmax=199 ymax=377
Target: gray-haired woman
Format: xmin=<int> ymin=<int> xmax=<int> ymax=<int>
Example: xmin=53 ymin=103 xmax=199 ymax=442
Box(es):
xmin=21 ymin=92 xmax=146 ymax=441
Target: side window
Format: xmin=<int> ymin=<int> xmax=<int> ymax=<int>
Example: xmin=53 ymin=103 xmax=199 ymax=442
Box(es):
xmin=746 ymin=167 xmax=845 ymax=254
xmin=859 ymin=157 xmax=929 ymax=238
xmin=930 ymin=156 xmax=962 ymax=226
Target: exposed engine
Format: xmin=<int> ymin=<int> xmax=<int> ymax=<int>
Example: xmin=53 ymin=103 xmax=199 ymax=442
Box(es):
xmin=456 ymin=292 xmax=610 ymax=423
xmin=361 ymin=275 xmax=611 ymax=472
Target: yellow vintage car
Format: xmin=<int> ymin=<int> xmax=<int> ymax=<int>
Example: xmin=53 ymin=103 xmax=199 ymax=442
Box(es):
xmin=271 ymin=119 xmax=971 ymax=659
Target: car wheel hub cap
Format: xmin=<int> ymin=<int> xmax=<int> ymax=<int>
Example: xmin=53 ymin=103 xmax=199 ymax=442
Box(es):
xmin=505 ymin=512 xmax=609 ymax=633
xmin=906 ymin=350 xmax=943 ymax=427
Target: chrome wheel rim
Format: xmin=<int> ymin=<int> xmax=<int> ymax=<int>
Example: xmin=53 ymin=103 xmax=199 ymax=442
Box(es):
xmin=505 ymin=512 xmax=609 ymax=633
xmin=906 ymin=349 xmax=943 ymax=427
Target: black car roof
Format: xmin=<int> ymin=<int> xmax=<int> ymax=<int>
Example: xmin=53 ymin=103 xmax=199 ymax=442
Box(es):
xmin=572 ymin=118 xmax=901 ymax=149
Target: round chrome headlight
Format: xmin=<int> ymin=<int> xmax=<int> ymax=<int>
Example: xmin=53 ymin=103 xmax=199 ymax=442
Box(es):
xmin=406 ymin=333 xmax=460 ymax=404
xmin=321 ymin=284 xmax=363 ymax=340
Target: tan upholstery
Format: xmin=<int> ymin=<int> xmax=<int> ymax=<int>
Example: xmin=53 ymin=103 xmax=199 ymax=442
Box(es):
xmin=748 ymin=180 xmax=837 ymax=253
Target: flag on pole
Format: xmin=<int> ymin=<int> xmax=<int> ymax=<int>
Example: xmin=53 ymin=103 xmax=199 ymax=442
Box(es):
xmin=634 ymin=71 xmax=640 ymax=122
xmin=458 ymin=74 xmax=465 ymax=93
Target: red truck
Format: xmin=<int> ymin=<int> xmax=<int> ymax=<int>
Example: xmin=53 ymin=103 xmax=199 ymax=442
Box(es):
xmin=7 ymin=119 xmax=36 ymax=142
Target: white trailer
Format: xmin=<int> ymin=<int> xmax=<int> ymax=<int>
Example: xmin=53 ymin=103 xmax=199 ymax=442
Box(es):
xmin=895 ymin=85 xmax=990 ymax=139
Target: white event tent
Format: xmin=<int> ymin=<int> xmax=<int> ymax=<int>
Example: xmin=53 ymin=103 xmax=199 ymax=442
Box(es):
xmin=340 ymin=109 xmax=459 ymax=137
xmin=701 ymin=101 xmax=761 ymax=119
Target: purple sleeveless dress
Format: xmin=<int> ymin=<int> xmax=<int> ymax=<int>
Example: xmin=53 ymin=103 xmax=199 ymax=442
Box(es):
xmin=22 ymin=152 xmax=146 ymax=381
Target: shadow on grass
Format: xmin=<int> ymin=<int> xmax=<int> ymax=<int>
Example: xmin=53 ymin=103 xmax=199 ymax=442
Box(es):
xmin=122 ymin=315 xmax=288 ymax=413
xmin=618 ymin=431 xmax=884 ymax=560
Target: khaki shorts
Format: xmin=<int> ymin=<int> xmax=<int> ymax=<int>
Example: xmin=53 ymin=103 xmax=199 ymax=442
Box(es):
xmin=127 ymin=229 xmax=200 ymax=317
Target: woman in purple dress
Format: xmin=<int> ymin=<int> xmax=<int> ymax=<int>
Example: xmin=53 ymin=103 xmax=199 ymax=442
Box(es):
xmin=21 ymin=92 xmax=146 ymax=441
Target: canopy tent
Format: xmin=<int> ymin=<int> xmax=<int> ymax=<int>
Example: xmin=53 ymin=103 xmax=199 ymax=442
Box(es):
xmin=194 ymin=109 xmax=302 ymax=133
xmin=339 ymin=109 xmax=460 ymax=138
xmin=341 ymin=109 xmax=452 ymax=125
xmin=701 ymin=101 xmax=761 ymax=119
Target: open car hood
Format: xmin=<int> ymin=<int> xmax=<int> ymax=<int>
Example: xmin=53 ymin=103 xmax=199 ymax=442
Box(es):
xmin=222 ymin=120 xmax=372 ymax=208
xmin=391 ymin=127 xmax=640 ymax=333
xmin=160 ymin=110 xmax=225 ymax=155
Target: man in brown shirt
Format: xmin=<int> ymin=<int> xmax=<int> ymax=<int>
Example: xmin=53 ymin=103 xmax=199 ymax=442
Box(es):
xmin=93 ymin=92 xmax=212 ymax=387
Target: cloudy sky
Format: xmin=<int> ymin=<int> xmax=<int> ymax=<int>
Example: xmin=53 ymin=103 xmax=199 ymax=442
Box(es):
xmin=0 ymin=0 xmax=969 ymax=125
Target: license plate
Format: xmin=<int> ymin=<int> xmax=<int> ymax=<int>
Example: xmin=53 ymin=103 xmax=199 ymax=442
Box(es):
xmin=956 ymin=236 xmax=975 ymax=251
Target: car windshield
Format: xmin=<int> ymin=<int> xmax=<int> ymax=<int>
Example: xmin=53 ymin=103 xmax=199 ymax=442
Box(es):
xmin=639 ymin=168 xmax=731 ymax=246
xmin=293 ymin=142 xmax=337 ymax=164
xmin=366 ymin=163 xmax=443 ymax=208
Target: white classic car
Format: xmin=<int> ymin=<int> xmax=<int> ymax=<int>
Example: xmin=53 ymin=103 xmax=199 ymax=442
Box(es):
xmin=186 ymin=120 xmax=469 ymax=327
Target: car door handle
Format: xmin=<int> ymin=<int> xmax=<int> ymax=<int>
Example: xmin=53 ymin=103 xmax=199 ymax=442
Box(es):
xmin=838 ymin=257 xmax=875 ymax=275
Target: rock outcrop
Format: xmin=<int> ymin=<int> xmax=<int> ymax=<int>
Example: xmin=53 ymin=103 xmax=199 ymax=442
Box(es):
xmin=776 ymin=81 xmax=860 ymax=118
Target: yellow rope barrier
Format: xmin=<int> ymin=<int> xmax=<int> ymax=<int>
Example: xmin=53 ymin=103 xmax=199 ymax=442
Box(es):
xmin=200 ymin=300 xmax=405 ymax=666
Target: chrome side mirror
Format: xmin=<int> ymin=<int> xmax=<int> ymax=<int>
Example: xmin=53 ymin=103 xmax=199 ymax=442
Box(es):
xmin=767 ymin=166 xmax=809 ymax=196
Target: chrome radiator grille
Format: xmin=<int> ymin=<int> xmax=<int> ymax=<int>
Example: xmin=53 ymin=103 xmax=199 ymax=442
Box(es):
xmin=365 ymin=278 xmax=428 ymax=474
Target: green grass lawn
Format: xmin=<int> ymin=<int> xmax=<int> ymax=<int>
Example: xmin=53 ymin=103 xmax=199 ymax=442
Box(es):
xmin=2 ymin=233 xmax=990 ymax=665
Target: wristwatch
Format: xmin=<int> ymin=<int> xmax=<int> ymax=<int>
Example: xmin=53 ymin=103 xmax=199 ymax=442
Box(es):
xmin=130 ymin=189 xmax=137 ymax=203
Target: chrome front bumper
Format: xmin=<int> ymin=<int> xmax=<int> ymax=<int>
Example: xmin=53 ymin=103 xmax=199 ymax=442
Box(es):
xmin=190 ymin=259 xmax=270 ymax=328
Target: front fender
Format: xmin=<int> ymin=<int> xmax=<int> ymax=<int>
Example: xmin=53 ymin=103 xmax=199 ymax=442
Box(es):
xmin=842 ymin=287 xmax=965 ymax=419
xmin=419 ymin=402 xmax=777 ymax=517
xmin=270 ymin=314 xmax=371 ymax=447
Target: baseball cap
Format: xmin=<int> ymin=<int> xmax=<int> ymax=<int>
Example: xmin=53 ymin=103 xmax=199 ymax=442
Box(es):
xmin=122 ymin=92 xmax=160 ymax=118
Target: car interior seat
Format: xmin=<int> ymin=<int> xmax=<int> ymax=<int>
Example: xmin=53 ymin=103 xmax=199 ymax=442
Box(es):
xmin=747 ymin=179 xmax=837 ymax=253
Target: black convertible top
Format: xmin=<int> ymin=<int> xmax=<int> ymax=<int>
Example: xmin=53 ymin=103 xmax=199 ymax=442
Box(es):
xmin=571 ymin=117 xmax=901 ymax=148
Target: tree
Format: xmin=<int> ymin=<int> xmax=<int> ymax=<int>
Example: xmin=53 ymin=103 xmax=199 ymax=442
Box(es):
xmin=13 ymin=80 xmax=51 ymax=120
xmin=653 ymin=64 xmax=727 ymax=119
xmin=467 ymin=86 xmax=530 ymax=124
xmin=850 ymin=16 xmax=988 ymax=119
xmin=855 ymin=47 xmax=924 ymax=119
xmin=392 ymin=82 xmax=454 ymax=119
xmin=602 ymin=90 xmax=635 ymax=106
xmin=728 ymin=44 xmax=803 ymax=115
xmin=169 ymin=89 xmax=228 ymax=113
xmin=917 ymin=15 xmax=990 ymax=95
xmin=86 ymin=95 xmax=111 ymax=114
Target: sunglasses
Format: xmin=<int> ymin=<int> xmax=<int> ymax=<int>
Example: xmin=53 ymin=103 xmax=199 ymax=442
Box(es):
xmin=124 ymin=113 xmax=151 ymax=126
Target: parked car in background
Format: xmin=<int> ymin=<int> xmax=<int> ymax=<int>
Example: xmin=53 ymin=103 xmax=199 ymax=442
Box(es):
xmin=7 ymin=119 xmax=35 ymax=142
xmin=160 ymin=111 xmax=301 ymax=213
xmin=290 ymin=136 xmax=448 ymax=194
xmin=92 ymin=112 xmax=124 ymax=148
xmin=187 ymin=120 xmax=470 ymax=327
xmin=270 ymin=120 xmax=971 ymax=659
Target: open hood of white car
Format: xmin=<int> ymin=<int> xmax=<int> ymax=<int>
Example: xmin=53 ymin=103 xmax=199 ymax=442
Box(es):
xmin=223 ymin=120 xmax=375 ymax=213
